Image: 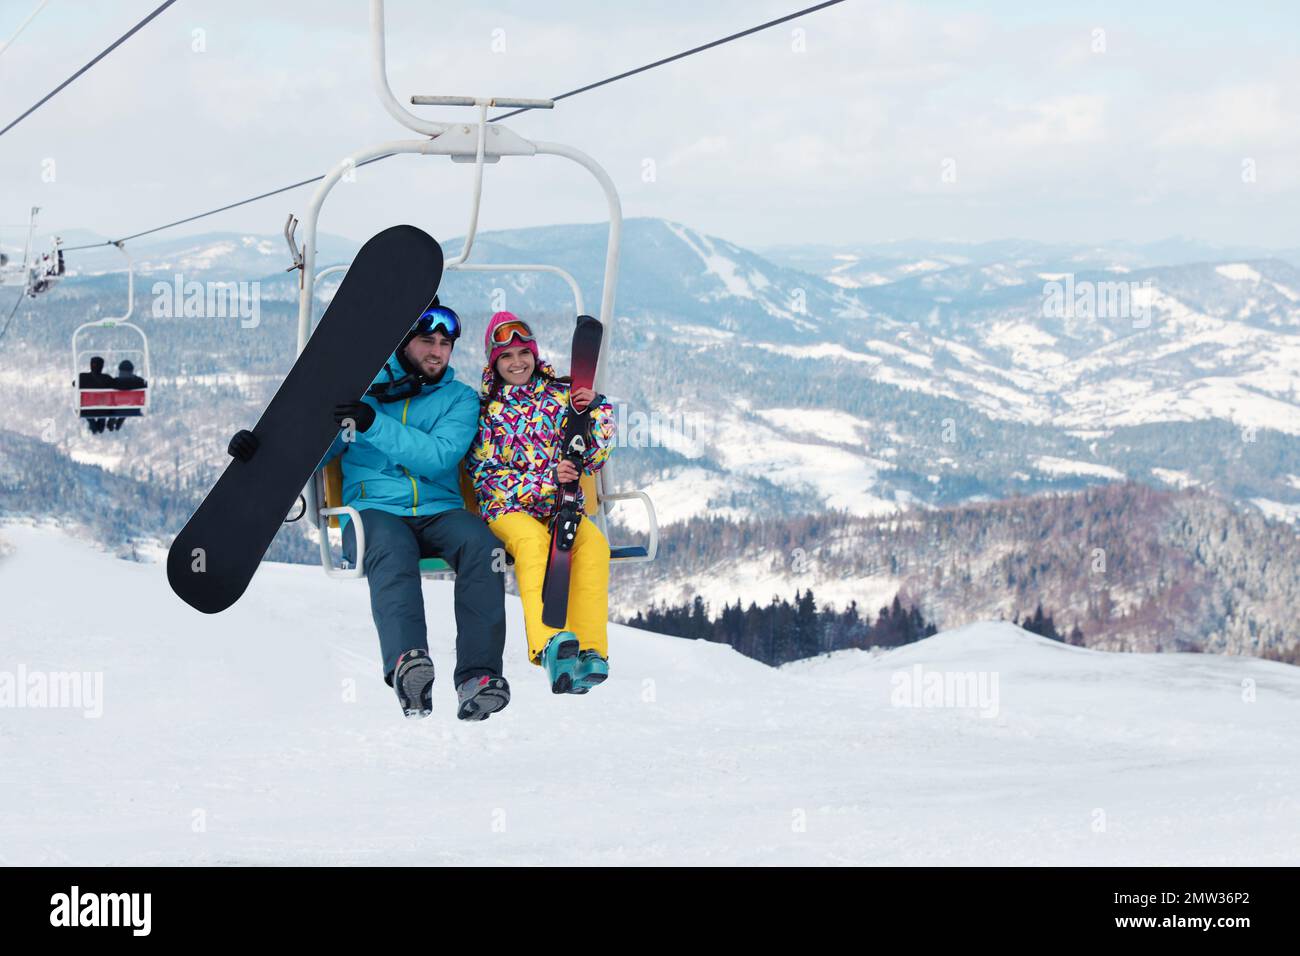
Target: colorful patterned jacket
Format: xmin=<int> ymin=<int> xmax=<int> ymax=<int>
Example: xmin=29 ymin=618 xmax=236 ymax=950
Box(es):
xmin=467 ymin=361 xmax=615 ymax=523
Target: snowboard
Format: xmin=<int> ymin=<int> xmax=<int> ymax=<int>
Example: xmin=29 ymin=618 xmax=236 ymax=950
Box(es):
xmin=541 ymin=315 xmax=604 ymax=629
xmin=167 ymin=225 xmax=444 ymax=613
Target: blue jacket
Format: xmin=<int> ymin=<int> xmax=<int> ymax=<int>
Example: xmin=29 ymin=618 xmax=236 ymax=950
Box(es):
xmin=321 ymin=353 xmax=479 ymax=522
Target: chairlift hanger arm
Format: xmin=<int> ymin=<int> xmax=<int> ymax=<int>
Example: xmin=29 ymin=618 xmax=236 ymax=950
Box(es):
xmin=106 ymin=241 xmax=133 ymax=323
xmin=369 ymin=0 xmax=449 ymax=137
xmin=443 ymin=103 xmax=488 ymax=268
xmin=21 ymin=206 xmax=38 ymax=268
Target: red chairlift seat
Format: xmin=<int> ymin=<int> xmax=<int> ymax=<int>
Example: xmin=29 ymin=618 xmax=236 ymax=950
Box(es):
xmin=77 ymin=387 xmax=148 ymax=417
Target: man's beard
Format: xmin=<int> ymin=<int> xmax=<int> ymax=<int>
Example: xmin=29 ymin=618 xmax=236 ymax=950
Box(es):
xmin=421 ymin=356 xmax=447 ymax=383
xmin=398 ymin=342 xmax=450 ymax=384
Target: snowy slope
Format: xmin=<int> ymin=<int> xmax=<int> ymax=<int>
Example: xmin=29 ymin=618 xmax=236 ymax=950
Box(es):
xmin=8 ymin=222 xmax=1300 ymax=540
xmin=1 ymin=523 xmax=1298 ymax=865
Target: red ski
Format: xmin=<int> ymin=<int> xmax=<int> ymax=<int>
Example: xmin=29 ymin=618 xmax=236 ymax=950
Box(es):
xmin=541 ymin=315 xmax=604 ymax=629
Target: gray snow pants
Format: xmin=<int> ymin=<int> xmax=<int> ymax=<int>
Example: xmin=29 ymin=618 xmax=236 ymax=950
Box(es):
xmin=342 ymin=508 xmax=506 ymax=687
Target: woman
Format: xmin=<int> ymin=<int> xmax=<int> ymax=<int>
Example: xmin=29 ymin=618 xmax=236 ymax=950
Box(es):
xmin=467 ymin=311 xmax=616 ymax=694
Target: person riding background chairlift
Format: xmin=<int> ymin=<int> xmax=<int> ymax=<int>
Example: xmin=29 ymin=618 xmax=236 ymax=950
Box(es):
xmin=77 ymin=355 xmax=114 ymax=434
xmin=105 ymin=359 xmax=147 ymax=432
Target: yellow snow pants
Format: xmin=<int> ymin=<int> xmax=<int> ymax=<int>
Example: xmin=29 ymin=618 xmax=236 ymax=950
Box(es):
xmin=488 ymin=511 xmax=610 ymax=663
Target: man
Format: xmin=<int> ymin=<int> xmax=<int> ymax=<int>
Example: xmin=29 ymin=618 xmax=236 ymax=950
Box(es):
xmin=107 ymin=359 xmax=148 ymax=432
xmin=228 ymin=302 xmax=509 ymax=722
xmin=77 ymin=355 xmax=115 ymax=434
xmin=113 ymin=359 xmax=147 ymax=389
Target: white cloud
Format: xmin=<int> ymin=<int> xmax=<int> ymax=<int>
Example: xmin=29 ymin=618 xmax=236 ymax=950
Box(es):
xmin=665 ymin=135 xmax=729 ymax=168
xmin=992 ymin=94 xmax=1108 ymax=149
xmin=1156 ymin=82 xmax=1297 ymax=147
xmin=2 ymin=0 xmax=1298 ymax=248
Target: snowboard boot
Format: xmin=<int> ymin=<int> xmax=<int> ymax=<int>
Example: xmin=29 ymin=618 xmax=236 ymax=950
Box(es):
xmin=569 ymin=649 xmax=609 ymax=695
xmin=539 ymin=632 xmax=580 ymax=694
xmin=392 ymin=648 xmax=435 ymax=719
xmin=456 ymin=674 xmax=511 ymax=722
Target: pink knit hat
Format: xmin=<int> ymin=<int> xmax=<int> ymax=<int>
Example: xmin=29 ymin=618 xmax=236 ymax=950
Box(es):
xmin=485 ymin=311 xmax=540 ymax=370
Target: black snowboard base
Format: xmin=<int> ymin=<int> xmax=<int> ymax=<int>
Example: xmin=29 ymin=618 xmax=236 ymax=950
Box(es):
xmin=167 ymin=225 xmax=444 ymax=614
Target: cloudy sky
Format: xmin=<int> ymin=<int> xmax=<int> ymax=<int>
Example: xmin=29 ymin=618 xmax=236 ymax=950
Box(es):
xmin=1 ymin=0 xmax=1297 ymax=251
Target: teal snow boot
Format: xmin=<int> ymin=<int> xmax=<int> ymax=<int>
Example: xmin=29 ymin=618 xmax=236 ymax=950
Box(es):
xmin=570 ymin=649 xmax=609 ymax=695
xmin=540 ymin=632 xmax=580 ymax=694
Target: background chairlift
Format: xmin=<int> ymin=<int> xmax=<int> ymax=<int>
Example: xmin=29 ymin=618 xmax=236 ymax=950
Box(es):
xmin=27 ymin=233 xmax=64 ymax=297
xmin=1 ymin=206 xmax=64 ymax=298
xmin=71 ymin=243 xmax=149 ymax=424
xmin=291 ymin=0 xmax=658 ymax=580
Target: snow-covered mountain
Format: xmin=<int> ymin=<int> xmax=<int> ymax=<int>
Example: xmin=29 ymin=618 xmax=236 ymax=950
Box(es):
xmin=2 ymin=522 xmax=1297 ymax=865
xmin=9 ymin=217 xmax=1297 ymax=528
xmin=763 ymin=236 xmax=1300 ymax=287
xmin=3 ymin=218 xmax=1299 ymax=649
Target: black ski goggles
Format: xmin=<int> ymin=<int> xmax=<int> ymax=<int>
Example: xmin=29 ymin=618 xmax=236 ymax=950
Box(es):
xmin=410 ymin=305 xmax=461 ymax=341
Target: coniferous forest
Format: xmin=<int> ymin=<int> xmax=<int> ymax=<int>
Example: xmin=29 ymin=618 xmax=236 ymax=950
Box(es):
xmin=623 ymin=592 xmax=941 ymax=666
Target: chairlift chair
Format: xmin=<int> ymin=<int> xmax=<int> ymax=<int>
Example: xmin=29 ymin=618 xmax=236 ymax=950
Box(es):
xmin=293 ymin=0 xmax=658 ymax=579
xmin=1 ymin=206 xmax=64 ymax=297
xmin=71 ymin=243 xmax=148 ymax=424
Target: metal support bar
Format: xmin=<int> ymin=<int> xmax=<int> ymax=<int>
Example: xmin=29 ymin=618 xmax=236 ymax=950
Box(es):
xmin=600 ymin=491 xmax=659 ymax=563
xmin=444 ymin=262 xmax=585 ymax=317
xmin=283 ymin=214 xmax=303 ymax=272
xmin=411 ymin=95 xmax=554 ymax=109
xmin=319 ymin=505 xmax=365 ymax=578
xmin=295 ymin=138 xmax=444 ymax=355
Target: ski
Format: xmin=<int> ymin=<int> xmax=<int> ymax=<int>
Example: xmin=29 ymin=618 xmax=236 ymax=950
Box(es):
xmin=541 ymin=315 xmax=604 ymax=629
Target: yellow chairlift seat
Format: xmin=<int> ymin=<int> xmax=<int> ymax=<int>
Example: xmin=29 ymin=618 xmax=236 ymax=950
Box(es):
xmin=318 ymin=457 xmax=602 ymax=576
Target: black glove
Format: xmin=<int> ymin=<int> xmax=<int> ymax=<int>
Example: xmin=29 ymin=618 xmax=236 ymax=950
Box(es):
xmin=333 ymin=401 xmax=376 ymax=434
xmin=228 ymin=429 xmax=259 ymax=463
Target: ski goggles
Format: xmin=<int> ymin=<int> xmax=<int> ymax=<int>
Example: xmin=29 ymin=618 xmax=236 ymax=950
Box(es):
xmin=487 ymin=319 xmax=536 ymax=354
xmin=410 ymin=305 xmax=461 ymax=341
